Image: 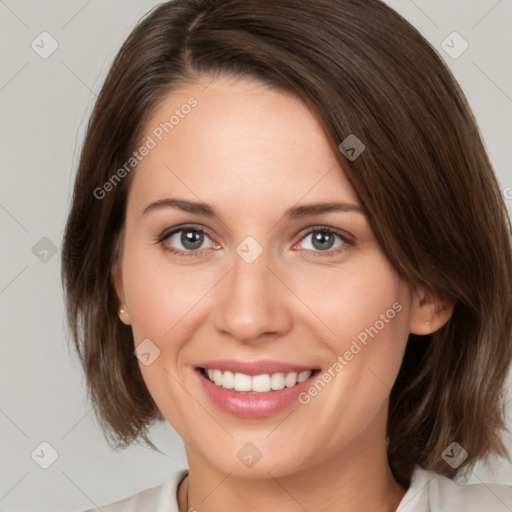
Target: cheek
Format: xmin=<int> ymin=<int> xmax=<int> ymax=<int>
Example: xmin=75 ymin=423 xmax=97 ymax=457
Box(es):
xmin=303 ymin=252 xmax=410 ymax=350
xmin=292 ymin=255 xmax=411 ymax=449
xmin=121 ymin=241 xmax=210 ymax=343
xmin=120 ymin=243 xmax=210 ymax=434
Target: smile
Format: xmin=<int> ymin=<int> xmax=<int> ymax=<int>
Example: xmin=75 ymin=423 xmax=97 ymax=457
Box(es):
xmin=194 ymin=361 xmax=321 ymax=418
xmin=201 ymin=368 xmax=315 ymax=393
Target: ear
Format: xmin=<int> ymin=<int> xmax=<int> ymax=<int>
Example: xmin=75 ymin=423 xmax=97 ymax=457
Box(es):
xmin=111 ymin=258 xmax=131 ymax=326
xmin=409 ymin=284 xmax=453 ymax=335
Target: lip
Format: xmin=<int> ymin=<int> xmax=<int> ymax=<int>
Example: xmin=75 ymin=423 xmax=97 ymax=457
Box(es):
xmin=194 ymin=362 xmax=320 ymax=418
xmin=195 ymin=359 xmax=316 ymax=376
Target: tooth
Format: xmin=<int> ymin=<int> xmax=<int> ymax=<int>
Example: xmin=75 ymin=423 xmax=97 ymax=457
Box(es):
xmin=222 ymin=370 xmax=235 ymax=389
xmin=297 ymin=370 xmax=312 ymax=383
xmin=213 ymin=369 xmax=223 ymax=386
xmin=252 ymin=374 xmax=271 ymax=392
xmin=233 ymin=372 xmax=252 ymax=391
xmin=204 ymin=368 xmax=314 ymax=391
xmin=270 ymin=372 xmax=286 ymax=390
xmin=284 ymin=372 xmax=298 ymax=387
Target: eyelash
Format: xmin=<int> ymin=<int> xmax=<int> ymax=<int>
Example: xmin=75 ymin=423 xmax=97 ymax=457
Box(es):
xmin=156 ymin=224 xmax=353 ymax=258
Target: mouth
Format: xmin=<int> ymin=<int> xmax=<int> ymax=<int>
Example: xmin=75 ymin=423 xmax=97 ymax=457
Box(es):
xmin=197 ymin=367 xmax=321 ymax=393
xmin=193 ymin=361 xmax=322 ymax=418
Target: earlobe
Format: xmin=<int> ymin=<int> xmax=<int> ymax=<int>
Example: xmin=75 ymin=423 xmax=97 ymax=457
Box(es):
xmin=111 ymin=260 xmax=131 ymax=326
xmin=118 ymin=304 xmax=131 ymax=325
xmin=409 ymin=285 xmax=454 ymax=335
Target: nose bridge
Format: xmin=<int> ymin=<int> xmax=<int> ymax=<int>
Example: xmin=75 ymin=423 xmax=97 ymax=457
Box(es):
xmin=212 ymin=238 xmax=292 ymax=341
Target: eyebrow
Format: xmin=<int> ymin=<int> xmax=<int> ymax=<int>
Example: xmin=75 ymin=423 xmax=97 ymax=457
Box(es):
xmin=142 ymin=198 xmax=366 ymax=219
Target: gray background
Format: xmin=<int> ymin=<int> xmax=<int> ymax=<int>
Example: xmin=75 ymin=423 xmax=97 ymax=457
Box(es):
xmin=1 ymin=1 xmax=511 ymax=510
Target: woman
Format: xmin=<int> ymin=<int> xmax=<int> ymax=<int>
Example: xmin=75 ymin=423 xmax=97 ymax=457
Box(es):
xmin=61 ymin=0 xmax=512 ymax=510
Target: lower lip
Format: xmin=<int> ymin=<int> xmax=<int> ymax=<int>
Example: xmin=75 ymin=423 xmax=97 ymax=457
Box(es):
xmin=195 ymin=368 xmax=319 ymax=418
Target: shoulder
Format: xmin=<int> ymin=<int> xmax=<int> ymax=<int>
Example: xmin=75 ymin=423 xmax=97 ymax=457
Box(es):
xmin=398 ymin=465 xmax=512 ymax=512
xmin=429 ymin=470 xmax=512 ymax=511
xmin=80 ymin=469 xmax=188 ymax=512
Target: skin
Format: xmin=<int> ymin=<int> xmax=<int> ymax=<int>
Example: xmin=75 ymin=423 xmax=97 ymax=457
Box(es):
xmin=112 ymin=75 xmax=453 ymax=512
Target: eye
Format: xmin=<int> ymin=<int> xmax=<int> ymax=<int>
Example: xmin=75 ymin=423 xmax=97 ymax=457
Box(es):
xmin=157 ymin=224 xmax=352 ymax=258
xmin=157 ymin=225 xmax=219 ymax=256
xmin=295 ymin=227 xmax=351 ymax=255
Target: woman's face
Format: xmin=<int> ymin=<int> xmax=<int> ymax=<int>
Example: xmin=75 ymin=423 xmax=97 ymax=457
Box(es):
xmin=113 ymin=75 xmax=425 ymax=478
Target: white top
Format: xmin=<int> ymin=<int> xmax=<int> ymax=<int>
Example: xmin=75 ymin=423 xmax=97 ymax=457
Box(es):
xmin=82 ymin=466 xmax=512 ymax=511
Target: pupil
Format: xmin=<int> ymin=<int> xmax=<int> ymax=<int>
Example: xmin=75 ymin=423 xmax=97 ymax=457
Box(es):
xmin=182 ymin=230 xmax=203 ymax=250
xmin=313 ymin=231 xmax=334 ymax=250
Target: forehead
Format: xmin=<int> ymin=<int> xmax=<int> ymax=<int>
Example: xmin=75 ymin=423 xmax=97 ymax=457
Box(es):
xmin=128 ymin=75 xmax=359 ymax=213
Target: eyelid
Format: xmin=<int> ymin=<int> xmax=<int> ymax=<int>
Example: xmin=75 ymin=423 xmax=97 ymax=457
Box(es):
xmin=156 ymin=223 xmax=219 ymax=256
xmin=293 ymin=225 xmax=353 ymax=254
xmin=156 ymin=223 xmax=213 ymax=244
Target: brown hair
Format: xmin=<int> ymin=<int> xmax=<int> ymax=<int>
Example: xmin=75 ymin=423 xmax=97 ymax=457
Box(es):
xmin=61 ymin=0 xmax=512 ymax=486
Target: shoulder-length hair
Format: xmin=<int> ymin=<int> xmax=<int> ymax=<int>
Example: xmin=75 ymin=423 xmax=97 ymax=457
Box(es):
xmin=61 ymin=0 xmax=512 ymax=487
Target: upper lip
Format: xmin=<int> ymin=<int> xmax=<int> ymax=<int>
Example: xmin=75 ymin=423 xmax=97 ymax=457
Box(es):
xmin=196 ymin=359 xmax=319 ymax=376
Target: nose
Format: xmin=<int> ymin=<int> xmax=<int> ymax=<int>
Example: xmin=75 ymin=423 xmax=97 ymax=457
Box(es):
xmin=212 ymin=246 xmax=293 ymax=344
